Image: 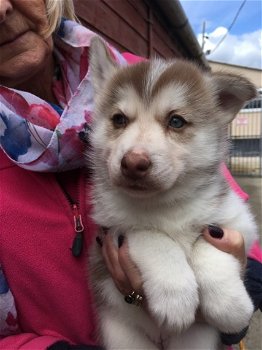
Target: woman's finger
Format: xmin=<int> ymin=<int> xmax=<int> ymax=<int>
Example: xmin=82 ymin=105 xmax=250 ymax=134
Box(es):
xmin=118 ymin=237 xmax=143 ymax=293
xmin=100 ymin=233 xmax=132 ymax=295
xmin=203 ymin=225 xmax=246 ymax=266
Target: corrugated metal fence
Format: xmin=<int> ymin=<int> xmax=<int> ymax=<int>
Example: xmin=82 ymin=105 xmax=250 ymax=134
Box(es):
xmin=228 ymin=90 xmax=262 ymax=176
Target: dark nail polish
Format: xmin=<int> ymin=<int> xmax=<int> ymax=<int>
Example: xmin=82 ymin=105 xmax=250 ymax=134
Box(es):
xmin=96 ymin=236 xmax=103 ymax=247
xmin=208 ymin=225 xmax=224 ymax=239
xmin=102 ymin=227 xmax=108 ymax=235
xmin=118 ymin=235 xmax=125 ymax=248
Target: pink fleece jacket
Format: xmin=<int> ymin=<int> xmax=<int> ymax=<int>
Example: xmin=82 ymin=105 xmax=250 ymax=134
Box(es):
xmin=0 ymin=149 xmax=98 ymax=349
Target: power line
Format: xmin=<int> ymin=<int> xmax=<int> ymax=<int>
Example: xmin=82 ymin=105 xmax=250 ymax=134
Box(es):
xmin=207 ymin=0 xmax=247 ymax=55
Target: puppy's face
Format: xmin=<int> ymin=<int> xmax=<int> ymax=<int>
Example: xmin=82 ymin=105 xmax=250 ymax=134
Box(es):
xmin=92 ymin=61 xmax=216 ymax=196
xmin=89 ymin=38 xmax=256 ymax=198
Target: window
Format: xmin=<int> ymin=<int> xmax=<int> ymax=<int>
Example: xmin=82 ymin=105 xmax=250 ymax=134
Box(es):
xmin=230 ymin=138 xmax=261 ymax=157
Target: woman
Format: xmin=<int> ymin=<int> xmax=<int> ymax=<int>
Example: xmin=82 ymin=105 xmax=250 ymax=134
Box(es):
xmin=0 ymin=1 xmax=261 ymax=349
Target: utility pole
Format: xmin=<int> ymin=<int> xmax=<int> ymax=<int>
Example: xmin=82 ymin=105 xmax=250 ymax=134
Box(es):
xmin=201 ymin=21 xmax=206 ymax=51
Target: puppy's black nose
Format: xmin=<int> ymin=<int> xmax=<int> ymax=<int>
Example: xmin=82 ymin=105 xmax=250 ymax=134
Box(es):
xmin=121 ymin=150 xmax=151 ymax=180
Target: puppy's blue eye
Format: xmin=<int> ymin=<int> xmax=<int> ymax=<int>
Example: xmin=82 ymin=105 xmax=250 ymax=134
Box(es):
xmin=168 ymin=114 xmax=187 ymax=129
xmin=112 ymin=113 xmax=128 ymax=128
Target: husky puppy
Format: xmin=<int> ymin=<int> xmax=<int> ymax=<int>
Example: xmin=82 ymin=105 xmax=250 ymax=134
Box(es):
xmin=88 ymin=37 xmax=257 ymax=350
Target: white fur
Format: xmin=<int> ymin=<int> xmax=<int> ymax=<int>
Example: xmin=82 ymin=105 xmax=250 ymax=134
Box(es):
xmin=87 ymin=38 xmax=257 ymax=350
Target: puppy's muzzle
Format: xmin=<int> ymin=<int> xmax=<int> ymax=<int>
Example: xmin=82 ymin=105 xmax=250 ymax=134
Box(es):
xmin=121 ymin=149 xmax=151 ymax=180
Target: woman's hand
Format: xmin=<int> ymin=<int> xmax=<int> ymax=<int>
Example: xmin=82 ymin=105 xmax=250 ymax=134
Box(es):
xmin=202 ymin=225 xmax=246 ymax=267
xmin=97 ymin=230 xmax=143 ymax=298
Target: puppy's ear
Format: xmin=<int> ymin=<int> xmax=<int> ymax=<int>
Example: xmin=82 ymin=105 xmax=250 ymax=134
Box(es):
xmin=89 ymin=37 xmax=118 ymax=94
xmin=211 ymin=72 xmax=257 ymax=123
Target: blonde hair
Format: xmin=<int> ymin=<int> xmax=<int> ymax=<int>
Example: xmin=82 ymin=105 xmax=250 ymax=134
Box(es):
xmin=44 ymin=0 xmax=79 ymax=37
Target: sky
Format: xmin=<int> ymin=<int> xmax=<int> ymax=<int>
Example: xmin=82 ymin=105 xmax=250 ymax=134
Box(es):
xmin=180 ymin=0 xmax=262 ymax=69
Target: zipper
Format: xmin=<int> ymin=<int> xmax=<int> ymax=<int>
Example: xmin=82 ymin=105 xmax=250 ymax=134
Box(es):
xmin=56 ymin=174 xmax=85 ymax=258
xmin=71 ymin=203 xmax=85 ymax=257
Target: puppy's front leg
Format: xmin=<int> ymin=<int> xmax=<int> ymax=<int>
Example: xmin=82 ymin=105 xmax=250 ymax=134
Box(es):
xmin=192 ymin=238 xmax=254 ymax=333
xmin=127 ymin=230 xmax=199 ymax=331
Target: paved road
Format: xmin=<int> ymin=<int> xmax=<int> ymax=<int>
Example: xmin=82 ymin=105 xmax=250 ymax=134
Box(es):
xmin=234 ymin=177 xmax=262 ymax=350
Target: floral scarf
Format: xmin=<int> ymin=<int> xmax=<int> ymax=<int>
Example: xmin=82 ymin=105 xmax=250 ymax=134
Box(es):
xmin=0 ymin=19 xmax=127 ymax=172
xmin=0 ymin=265 xmax=19 ymax=336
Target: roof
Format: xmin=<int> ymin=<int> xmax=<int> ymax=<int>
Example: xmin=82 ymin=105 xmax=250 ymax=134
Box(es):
xmin=209 ymin=60 xmax=262 ymax=72
xmin=151 ymin=0 xmax=209 ymax=69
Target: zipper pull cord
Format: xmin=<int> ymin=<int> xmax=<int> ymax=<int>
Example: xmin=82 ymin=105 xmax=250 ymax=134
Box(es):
xmin=71 ymin=204 xmax=85 ymax=258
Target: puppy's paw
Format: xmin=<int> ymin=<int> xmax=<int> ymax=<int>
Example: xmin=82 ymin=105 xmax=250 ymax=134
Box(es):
xmin=201 ymin=282 xmax=254 ymax=333
xmin=145 ymin=275 xmax=199 ymax=332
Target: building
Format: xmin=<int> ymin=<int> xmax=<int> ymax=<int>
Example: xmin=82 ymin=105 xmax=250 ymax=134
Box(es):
xmin=210 ymin=61 xmax=262 ymax=176
xmin=73 ymin=0 xmax=209 ymax=67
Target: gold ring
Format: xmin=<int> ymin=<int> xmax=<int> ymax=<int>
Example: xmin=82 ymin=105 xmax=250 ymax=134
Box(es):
xmin=124 ymin=291 xmax=143 ymax=306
